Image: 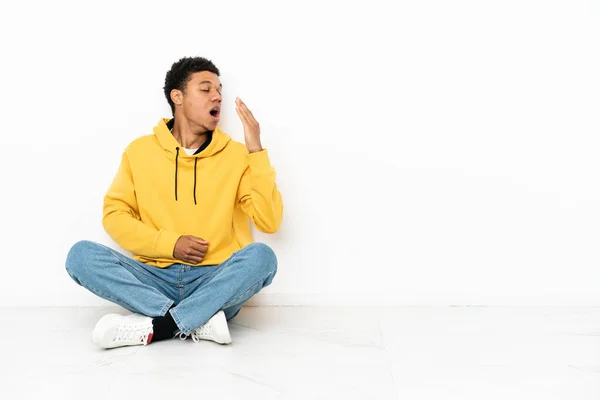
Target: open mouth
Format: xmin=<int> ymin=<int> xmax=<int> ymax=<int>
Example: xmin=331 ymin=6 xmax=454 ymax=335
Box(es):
xmin=209 ymin=106 xmax=221 ymax=119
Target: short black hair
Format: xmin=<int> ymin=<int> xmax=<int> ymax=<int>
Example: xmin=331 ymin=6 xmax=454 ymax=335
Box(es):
xmin=163 ymin=57 xmax=220 ymax=114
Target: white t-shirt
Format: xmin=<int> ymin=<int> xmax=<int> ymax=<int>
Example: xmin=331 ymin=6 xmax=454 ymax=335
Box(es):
xmin=182 ymin=147 xmax=199 ymax=155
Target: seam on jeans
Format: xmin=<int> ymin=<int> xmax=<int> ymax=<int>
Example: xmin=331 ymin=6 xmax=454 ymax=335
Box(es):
xmin=160 ymin=299 xmax=175 ymax=316
xmin=99 ymin=243 xmax=135 ymax=267
xmin=110 ymin=252 xmax=165 ymax=283
xmin=178 ymin=265 xmax=184 ymax=288
xmin=169 ymin=307 xmax=188 ymax=334
xmin=221 ymin=271 xmax=275 ymax=310
xmin=104 ymin=247 xmax=147 ymax=273
xmin=96 ymin=243 xmax=171 ymax=287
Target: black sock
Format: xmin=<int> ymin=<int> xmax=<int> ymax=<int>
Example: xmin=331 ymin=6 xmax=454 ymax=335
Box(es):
xmin=151 ymin=307 xmax=178 ymax=343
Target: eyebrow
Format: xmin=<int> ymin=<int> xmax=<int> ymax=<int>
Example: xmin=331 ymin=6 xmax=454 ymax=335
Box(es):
xmin=199 ymin=80 xmax=223 ymax=88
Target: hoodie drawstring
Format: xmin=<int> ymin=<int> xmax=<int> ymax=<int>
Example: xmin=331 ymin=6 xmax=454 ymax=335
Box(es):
xmin=174 ymin=147 xmax=198 ymax=205
xmin=174 ymin=147 xmax=180 ymax=201
xmin=193 ymin=157 xmax=198 ymax=205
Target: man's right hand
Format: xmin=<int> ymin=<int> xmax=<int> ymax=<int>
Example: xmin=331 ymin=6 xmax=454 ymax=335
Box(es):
xmin=173 ymin=235 xmax=209 ymax=265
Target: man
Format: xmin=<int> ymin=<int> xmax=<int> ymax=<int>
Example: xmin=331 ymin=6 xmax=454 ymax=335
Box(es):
xmin=65 ymin=57 xmax=283 ymax=349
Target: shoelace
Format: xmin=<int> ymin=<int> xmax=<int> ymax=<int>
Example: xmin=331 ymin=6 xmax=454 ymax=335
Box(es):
xmin=191 ymin=323 xmax=213 ymax=343
xmin=174 ymin=322 xmax=213 ymax=343
xmin=114 ymin=324 xmax=152 ymax=344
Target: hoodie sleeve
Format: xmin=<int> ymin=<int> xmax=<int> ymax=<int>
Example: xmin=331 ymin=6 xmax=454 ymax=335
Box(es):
xmin=236 ymin=149 xmax=283 ymax=233
xmin=102 ymin=152 xmax=181 ymax=258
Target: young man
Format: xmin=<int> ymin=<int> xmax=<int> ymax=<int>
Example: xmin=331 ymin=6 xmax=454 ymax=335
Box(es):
xmin=65 ymin=57 xmax=283 ymax=349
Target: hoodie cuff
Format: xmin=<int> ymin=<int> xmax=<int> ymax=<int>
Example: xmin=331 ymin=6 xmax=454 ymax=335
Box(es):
xmin=155 ymin=229 xmax=182 ymax=259
xmin=246 ymin=149 xmax=272 ymax=171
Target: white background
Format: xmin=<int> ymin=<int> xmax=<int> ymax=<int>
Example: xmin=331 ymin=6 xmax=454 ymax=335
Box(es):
xmin=0 ymin=0 xmax=598 ymax=307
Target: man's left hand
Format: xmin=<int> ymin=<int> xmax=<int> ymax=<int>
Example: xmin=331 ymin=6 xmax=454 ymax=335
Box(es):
xmin=236 ymin=97 xmax=263 ymax=153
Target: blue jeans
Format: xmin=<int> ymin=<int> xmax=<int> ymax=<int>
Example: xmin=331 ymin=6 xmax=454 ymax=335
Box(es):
xmin=65 ymin=240 xmax=277 ymax=335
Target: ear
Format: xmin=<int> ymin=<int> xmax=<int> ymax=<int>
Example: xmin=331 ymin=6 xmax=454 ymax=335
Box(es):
xmin=170 ymin=89 xmax=183 ymax=108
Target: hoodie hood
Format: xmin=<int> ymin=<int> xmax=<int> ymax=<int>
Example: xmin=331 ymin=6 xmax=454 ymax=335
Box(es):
xmin=153 ymin=118 xmax=231 ymax=158
xmin=153 ymin=118 xmax=232 ymax=204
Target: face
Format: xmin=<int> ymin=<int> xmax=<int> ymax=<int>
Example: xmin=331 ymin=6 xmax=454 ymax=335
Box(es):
xmin=171 ymin=71 xmax=222 ymax=132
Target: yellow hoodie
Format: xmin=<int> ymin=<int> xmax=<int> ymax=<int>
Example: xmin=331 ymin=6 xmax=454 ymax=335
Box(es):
xmin=102 ymin=118 xmax=283 ymax=268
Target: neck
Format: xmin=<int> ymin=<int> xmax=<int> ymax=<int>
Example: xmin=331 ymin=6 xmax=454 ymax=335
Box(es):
xmin=171 ymin=116 xmax=210 ymax=149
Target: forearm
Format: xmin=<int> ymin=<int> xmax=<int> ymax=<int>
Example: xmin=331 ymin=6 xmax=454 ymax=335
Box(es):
xmin=239 ymin=150 xmax=284 ymax=233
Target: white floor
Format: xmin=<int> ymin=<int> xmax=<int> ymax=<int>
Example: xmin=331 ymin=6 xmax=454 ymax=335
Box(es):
xmin=1 ymin=306 xmax=599 ymax=399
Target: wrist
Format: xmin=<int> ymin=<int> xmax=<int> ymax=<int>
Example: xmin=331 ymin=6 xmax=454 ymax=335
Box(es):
xmin=246 ymin=140 xmax=263 ymax=153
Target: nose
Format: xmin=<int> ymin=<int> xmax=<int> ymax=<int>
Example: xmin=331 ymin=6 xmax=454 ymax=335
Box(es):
xmin=212 ymin=90 xmax=222 ymax=102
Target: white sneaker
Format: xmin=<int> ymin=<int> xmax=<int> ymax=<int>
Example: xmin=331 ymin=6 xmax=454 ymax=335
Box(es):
xmin=91 ymin=313 xmax=154 ymax=349
xmin=178 ymin=310 xmax=232 ymax=344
